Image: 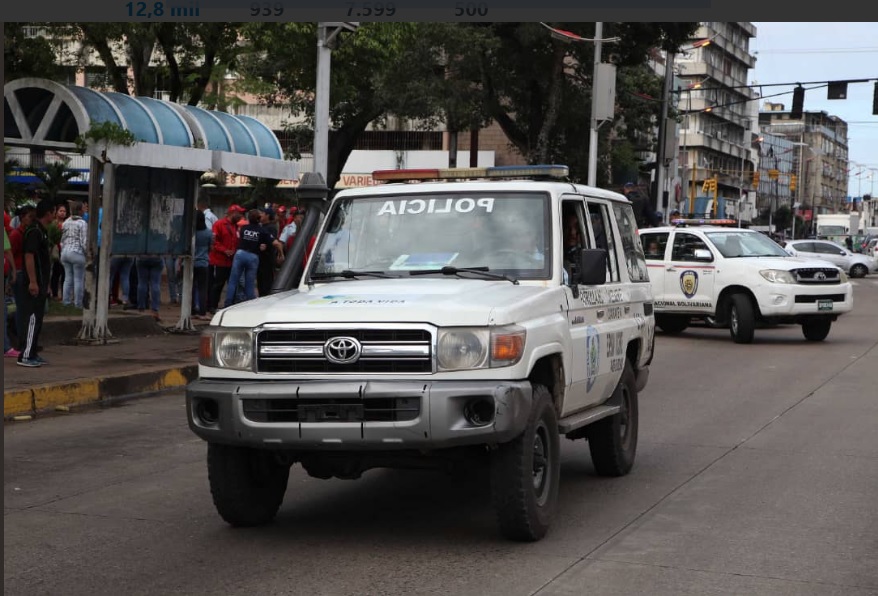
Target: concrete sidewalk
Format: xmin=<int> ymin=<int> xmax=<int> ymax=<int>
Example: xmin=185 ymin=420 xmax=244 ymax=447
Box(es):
xmin=4 ymin=301 xmax=206 ymax=420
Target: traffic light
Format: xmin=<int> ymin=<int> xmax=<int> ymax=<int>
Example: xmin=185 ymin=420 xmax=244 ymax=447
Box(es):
xmin=752 ymin=171 xmax=760 ymax=187
xmin=702 ymin=180 xmax=711 ymax=194
xmin=791 ymin=85 xmax=805 ymax=119
xmin=873 ymin=82 xmax=878 ymax=115
xmin=790 ymin=174 xmax=797 ymax=192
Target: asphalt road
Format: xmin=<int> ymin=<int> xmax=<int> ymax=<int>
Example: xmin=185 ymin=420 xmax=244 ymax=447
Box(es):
xmin=6 ymin=278 xmax=878 ymax=596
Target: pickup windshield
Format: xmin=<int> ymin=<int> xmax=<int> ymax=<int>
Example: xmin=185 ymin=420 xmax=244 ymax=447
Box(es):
xmin=308 ymin=192 xmax=552 ymax=281
xmin=705 ymin=230 xmax=790 ymax=258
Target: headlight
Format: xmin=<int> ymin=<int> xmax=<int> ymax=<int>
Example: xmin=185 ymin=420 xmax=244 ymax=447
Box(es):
xmin=437 ymin=326 xmax=526 ymax=371
xmin=760 ymin=269 xmax=795 ymax=284
xmin=839 ymin=270 xmax=849 ymax=283
xmin=199 ymin=328 xmax=253 ymax=370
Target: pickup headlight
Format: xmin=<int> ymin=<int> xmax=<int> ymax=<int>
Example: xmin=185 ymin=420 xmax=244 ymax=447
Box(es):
xmin=437 ymin=325 xmax=526 ymax=371
xmin=839 ymin=270 xmax=849 ymax=283
xmin=199 ymin=328 xmax=253 ymax=370
xmin=759 ymin=269 xmax=796 ymax=284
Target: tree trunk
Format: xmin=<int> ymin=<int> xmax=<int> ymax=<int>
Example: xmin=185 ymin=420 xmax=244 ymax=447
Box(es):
xmin=534 ymin=46 xmax=566 ymax=164
xmin=80 ymin=27 xmax=128 ymax=95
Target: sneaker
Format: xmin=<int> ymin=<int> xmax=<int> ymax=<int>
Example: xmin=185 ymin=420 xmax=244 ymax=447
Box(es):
xmin=34 ymin=355 xmax=49 ymax=365
xmin=4 ymin=348 xmax=21 ymax=358
xmin=16 ymin=358 xmax=42 ymax=368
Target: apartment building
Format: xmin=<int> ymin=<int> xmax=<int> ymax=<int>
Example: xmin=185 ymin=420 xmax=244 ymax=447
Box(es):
xmin=672 ymin=22 xmax=759 ymax=218
xmin=758 ymin=106 xmax=850 ymax=220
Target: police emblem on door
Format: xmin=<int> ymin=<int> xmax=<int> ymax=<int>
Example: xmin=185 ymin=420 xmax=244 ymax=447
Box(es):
xmin=585 ymin=325 xmax=600 ymax=392
xmin=679 ymin=270 xmax=699 ymax=298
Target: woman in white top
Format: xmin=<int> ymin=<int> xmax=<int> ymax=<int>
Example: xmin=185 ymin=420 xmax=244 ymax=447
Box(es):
xmin=60 ymin=201 xmax=89 ymax=308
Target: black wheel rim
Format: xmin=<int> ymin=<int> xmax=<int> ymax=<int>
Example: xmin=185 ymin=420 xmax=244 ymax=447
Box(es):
xmin=532 ymin=422 xmax=550 ymax=506
xmin=730 ymin=306 xmax=739 ymax=336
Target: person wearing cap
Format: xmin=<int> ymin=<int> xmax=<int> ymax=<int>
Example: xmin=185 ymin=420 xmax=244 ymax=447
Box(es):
xmin=207 ymin=205 xmax=245 ymax=313
xmin=622 ymin=182 xmax=659 ymax=229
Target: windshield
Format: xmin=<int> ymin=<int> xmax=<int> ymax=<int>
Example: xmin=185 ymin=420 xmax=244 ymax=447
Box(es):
xmin=705 ymin=230 xmax=790 ymax=258
xmin=308 ymin=192 xmax=552 ymax=280
xmin=817 ymin=225 xmax=846 ymax=236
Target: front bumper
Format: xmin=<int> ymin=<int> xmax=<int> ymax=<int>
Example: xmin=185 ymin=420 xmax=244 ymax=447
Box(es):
xmin=186 ymin=378 xmax=534 ymax=450
xmin=754 ymin=283 xmax=853 ymax=318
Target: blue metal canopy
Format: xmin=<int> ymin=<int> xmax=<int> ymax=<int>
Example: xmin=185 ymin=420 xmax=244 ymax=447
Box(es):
xmin=4 ymin=78 xmax=289 ymax=173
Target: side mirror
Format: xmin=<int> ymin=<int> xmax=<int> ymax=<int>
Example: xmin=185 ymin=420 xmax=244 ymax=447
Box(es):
xmin=573 ymin=248 xmax=607 ymax=286
xmin=693 ymin=248 xmax=713 ymax=262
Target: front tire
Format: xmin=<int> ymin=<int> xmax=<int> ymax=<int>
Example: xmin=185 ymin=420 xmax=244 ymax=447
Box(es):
xmin=490 ymin=384 xmax=560 ymax=542
xmin=207 ymin=443 xmax=291 ymax=527
xmin=850 ymin=264 xmax=868 ymax=278
xmin=729 ymin=294 xmax=756 ymax=344
xmin=802 ymin=318 xmax=832 ymax=341
xmin=587 ymin=360 xmax=639 ymax=477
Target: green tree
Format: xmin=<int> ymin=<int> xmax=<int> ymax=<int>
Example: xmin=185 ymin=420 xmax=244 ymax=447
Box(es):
xmin=237 ymin=23 xmax=449 ymax=189
xmin=4 ymin=23 xmax=64 ymax=81
xmin=34 ymin=159 xmax=79 ymax=201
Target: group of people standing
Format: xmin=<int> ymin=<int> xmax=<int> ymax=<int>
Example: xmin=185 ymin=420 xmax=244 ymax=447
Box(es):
xmin=4 ymin=198 xmax=79 ymax=367
xmin=4 ymin=194 xmax=305 ymax=368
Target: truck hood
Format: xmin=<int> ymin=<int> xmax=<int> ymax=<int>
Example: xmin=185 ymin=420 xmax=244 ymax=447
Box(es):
xmin=216 ymin=278 xmax=558 ymax=328
xmin=731 ymin=256 xmax=839 ymax=271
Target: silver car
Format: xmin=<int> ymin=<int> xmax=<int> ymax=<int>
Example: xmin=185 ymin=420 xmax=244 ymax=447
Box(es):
xmin=783 ymin=239 xmax=876 ymax=278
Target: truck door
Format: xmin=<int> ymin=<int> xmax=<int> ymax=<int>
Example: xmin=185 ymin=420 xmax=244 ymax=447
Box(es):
xmin=662 ymin=230 xmax=716 ymax=313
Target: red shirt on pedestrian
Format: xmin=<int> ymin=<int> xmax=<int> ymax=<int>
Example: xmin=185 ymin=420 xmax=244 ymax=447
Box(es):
xmin=209 ymin=216 xmax=240 ymax=268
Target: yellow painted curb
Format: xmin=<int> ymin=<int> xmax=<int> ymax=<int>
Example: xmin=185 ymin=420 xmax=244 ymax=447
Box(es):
xmin=32 ymin=379 xmax=101 ymax=413
xmin=4 ymin=365 xmax=196 ymax=420
xmin=4 ymin=390 xmax=34 ymax=418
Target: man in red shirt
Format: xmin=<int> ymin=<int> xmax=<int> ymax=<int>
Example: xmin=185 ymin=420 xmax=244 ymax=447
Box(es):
xmin=207 ymin=205 xmax=245 ymax=313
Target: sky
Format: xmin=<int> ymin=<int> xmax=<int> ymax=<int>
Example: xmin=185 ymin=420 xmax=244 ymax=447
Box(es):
xmin=750 ymin=22 xmax=878 ymax=199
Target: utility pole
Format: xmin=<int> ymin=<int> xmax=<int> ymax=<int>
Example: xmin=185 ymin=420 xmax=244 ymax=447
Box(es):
xmin=655 ymin=51 xmax=674 ymax=222
xmin=587 ymin=22 xmax=603 ymax=187
xmin=314 ymin=23 xmax=359 ymax=183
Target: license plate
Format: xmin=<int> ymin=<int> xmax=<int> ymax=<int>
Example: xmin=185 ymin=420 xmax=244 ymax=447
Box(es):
xmin=817 ymin=299 xmax=833 ymax=311
xmin=300 ymin=404 xmax=364 ymax=423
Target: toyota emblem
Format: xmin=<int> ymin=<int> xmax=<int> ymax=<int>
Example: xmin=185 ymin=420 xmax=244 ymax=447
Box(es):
xmin=814 ymin=271 xmax=827 ymax=281
xmin=324 ymin=337 xmax=362 ymax=364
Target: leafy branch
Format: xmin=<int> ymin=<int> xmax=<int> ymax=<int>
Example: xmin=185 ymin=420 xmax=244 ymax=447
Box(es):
xmin=74 ymin=121 xmax=137 ymax=155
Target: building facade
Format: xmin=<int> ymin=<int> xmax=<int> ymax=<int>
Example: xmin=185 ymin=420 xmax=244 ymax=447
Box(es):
xmin=759 ymin=107 xmax=850 ymax=224
xmin=672 ymin=22 xmax=758 ymax=219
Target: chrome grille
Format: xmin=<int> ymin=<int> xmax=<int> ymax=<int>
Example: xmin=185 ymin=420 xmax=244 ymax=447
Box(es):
xmin=256 ymin=328 xmax=433 ymax=373
xmin=791 ymin=268 xmax=841 ymax=285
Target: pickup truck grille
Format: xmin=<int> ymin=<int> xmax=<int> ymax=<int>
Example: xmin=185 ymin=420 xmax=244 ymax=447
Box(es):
xmin=791 ymin=268 xmax=841 ymax=285
xmin=794 ymin=294 xmax=846 ymax=303
xmin=256 ymin=328 xmax=433 ymax=374
xmin=241 ymin=397 xmax=420 ymax=423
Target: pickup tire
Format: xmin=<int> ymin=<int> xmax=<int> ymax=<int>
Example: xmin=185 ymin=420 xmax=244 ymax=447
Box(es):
xmin=207 ymin=443 xmax=290 ymax=527
xmin=490 ymin=384 xmax=560 ymax=542
xmin=587 ymin=360 xmax=639 ymax=476
xmin=802 ymin=318 xmax=832 ymax=341
xmin=655 ymin=314 xmax=689 ymax=334
xmin=728 ymin=294 xmax=756 ymax=344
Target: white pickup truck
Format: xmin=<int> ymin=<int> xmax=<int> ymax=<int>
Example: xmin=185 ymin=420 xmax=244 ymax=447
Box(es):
xmin=186 ymin=165 xmax=656 ymax=541
xmin=639 ymin=220 xmax=853 ymax=343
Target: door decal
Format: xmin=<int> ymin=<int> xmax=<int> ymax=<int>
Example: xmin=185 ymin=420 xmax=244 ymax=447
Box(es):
xmin=586 ymin=325 xmax=600 ymax=392
xmin=680 ymin=270 xmax=699 ymax=298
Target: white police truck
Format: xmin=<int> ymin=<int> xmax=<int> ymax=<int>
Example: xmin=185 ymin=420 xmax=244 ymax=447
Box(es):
xmin=186 ymin=165 xmax=656 ymax=541
xmin=639 ymin=219 xmax=853 ymax=343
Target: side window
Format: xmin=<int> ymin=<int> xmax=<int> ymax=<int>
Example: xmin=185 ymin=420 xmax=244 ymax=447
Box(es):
xmin=640 ymin=232 xmax=669 ymax=260
xmin=795 ymin=242 xmax=814 ymax=252
xmin=613 ymin=202 xmax=650 ymax=282
xmin=586 ymin=201 xmax=620 ymax=282
xmin=561 ymin=199 xmax=588 ymax=279
xmin=671 ymin=232 xmax=710 ymax=261
xmin=813 ymin=242 xmax=836 ymax=254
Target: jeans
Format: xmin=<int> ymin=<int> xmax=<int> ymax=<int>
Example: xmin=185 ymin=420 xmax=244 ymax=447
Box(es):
xmin=225 ymin=250 xmax=259 ymax=306
xmin=136 ymin=258 xmax=163 ymax=313
xmin=164 ymin=256 xmax=181 ymax=303
xmin=61 ymin=250 xmax=87 ymax=308
xmin=193 ymin=266 xmax=209 ymax=315
xmin=110 ymin=257 xmax=134 ymax=303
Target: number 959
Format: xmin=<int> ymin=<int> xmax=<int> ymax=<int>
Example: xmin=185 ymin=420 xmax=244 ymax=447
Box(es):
xmin=251 ymin=2 xmax=283 ymax=15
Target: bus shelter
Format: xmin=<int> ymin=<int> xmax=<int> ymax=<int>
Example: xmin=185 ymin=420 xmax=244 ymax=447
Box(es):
xmin=5 ymin=78 xmax=297 ymax=341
